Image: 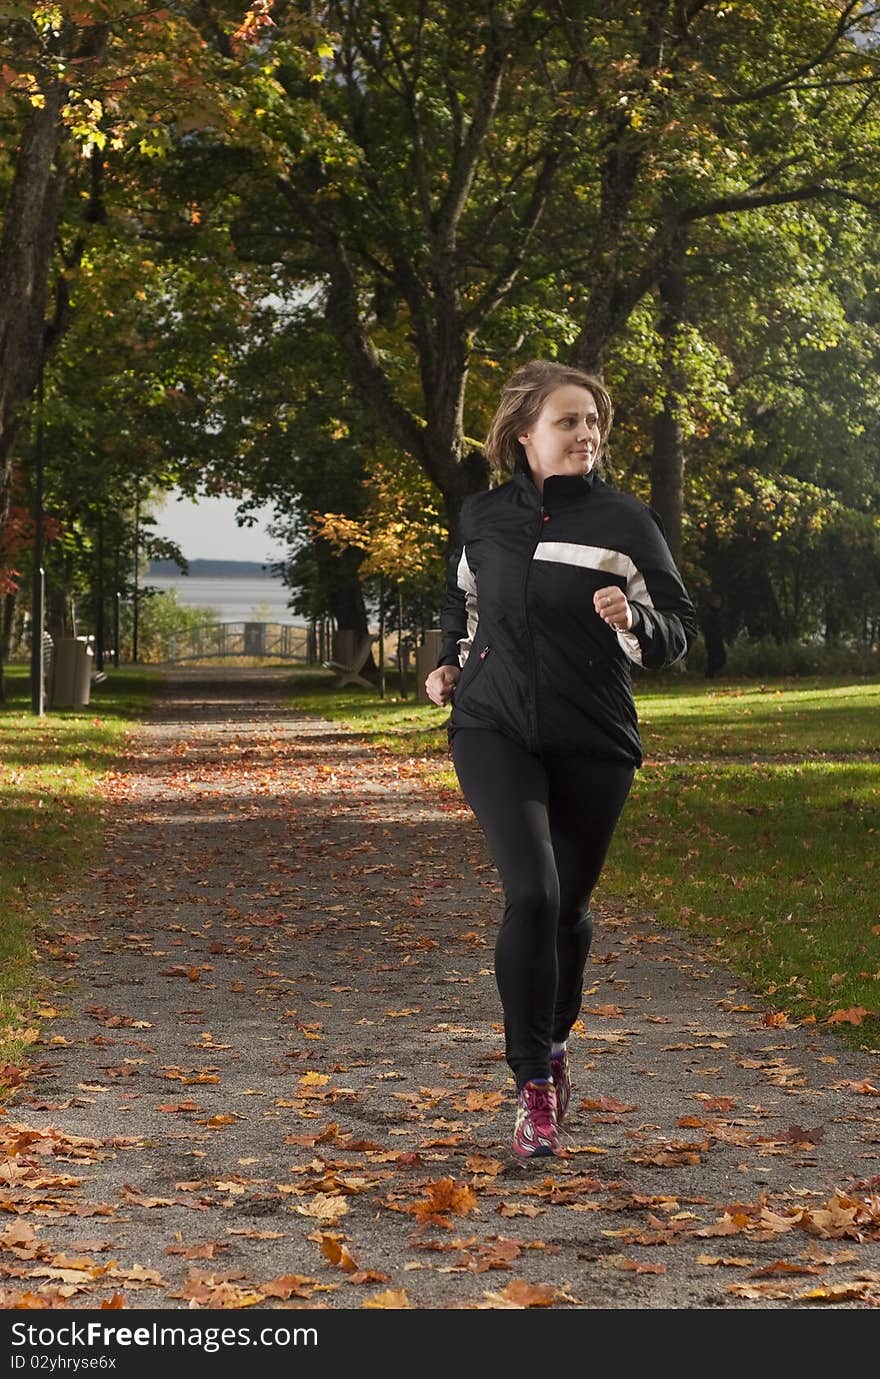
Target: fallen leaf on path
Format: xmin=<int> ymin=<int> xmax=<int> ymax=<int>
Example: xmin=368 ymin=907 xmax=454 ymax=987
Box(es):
xmin=320 ymin=1235 xmax=359 ymax=1272
xmin=751 ymin=1260 xmax=822 ymax=1277
xmin=482 ymin=1279 xmax=558 ymax=1307
xmin=259 ymin=1274 xmax=317 ymax=1300
xmin=580 ymin=1096 xmax=636 ymax=1113
xmin=294 ymin=1193 xmax=350 ymax=1222
xmin=609 ymin=1257 xmax=667 ymax=1275
xmin=361 ymin=1289 xmax=410 ymax=1308
xmin=405 ymin=1178 xmax=479 ymax=1225
xmin=798 ymin=1282 xmax=875 ymax=1303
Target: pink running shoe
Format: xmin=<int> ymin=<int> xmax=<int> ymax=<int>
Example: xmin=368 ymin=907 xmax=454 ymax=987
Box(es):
xmin=513 ymin=1079 xmax=559 ymax=1158
xmin=550 ymin=1049 xmax=572 ymax=1124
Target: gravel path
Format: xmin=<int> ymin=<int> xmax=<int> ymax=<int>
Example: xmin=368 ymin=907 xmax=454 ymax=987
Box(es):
xmin=3 ymin=668 xmax=880 ymax=1311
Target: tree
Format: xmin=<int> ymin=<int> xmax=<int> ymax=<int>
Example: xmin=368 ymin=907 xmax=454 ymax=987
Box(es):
xmin=312 ymin=450 xmax=446 ymax=691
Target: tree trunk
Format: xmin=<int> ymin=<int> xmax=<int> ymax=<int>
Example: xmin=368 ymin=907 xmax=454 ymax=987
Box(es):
xmin=0 ymin=588 xmax=17 ymax=701
xmin=328 ymin=569 xmax=378 ymax=680
xmin=649 ymin=235 xmax=688 ymax=566
xmin=0 ymin=87 xmax=69 ymax=540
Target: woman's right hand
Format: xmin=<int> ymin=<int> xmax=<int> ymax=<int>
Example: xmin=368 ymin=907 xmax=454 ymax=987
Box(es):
xmin=425 ymin=665 xmax=461 ymax=707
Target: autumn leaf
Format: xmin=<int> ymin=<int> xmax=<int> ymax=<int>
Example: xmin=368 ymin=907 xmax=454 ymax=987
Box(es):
xmin=826 ymin=1007 xmax=874 ymax=1026
xmin=483 ymin=1279 xmax=558 ymax=1307
xmin=405 ymin=1178 xmax=479 ymax=1225
xmin=694 ymin=1211 xmax=752 ymax=1238
xmin=294 ymin=1193 xmax=349 ymax=1222
xmin=320 ymin=1234 xmax=359 ymax=1272
xmin=580 ymin=1096 xmax=637 ymax=1113
xmin=465 ymin=1154 xmax=505 ymax=1176
xmin=361 ymin=1289 xmax=410 ymax=1308
xmin=451 ymin=1090 xmax=504 ymax=1112
xmin=697 ymin=1096 xmax=738 ymax=1113
xmin=608 ymin=1256 xmax=668 ymax=1275
xmin=798 ymin=1282 xmax=874 ymax=1304
xmin=834 ymin=1080 xmax=880 ymax=1096
xmin=259 ymin=1275 xmax=316 ymax=1300
xmin=166 ymin=1242 xmax=224 ymax=1260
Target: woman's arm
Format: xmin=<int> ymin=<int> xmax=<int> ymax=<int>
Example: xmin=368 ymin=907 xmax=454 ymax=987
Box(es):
xmin=615 ymin=509 xmax=698 ymax=670
xmin=437 ymin=498 xmax=478 ymax=670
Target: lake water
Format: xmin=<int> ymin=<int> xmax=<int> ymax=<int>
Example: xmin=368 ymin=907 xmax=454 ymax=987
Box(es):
xmin=146 ymin=574 xmax=305 ymax=625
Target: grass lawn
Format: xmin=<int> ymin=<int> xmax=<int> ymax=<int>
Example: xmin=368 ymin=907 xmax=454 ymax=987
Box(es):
xmin=0 ymin=664 xmax=159 ymax=1074
xmin=290 ymin=668 xmax=880 ymax=1048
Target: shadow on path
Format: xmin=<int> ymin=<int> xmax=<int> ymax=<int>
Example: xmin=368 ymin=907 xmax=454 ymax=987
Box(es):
xmin=3 ymin=669 xmax=880 ymax=1310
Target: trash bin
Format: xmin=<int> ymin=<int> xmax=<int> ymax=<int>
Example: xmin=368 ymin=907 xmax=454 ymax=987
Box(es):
xmin=52 ymin=635 xmax=94 ymax=708
xmin=415 ymin=630 xmax=444 ymax=703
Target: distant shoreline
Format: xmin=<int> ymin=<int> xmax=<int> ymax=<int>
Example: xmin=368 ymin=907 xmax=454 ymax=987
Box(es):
xmin=146 ymin=569 xmax=303 ymax=625
xmin=148 ymin=558 xmax=280 ymax=579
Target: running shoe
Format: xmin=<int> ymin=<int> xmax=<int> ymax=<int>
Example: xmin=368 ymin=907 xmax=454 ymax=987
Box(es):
xmin=550 ymin=1049 xmax=572 ymax=1124
xmin=512 ymin=1079 xmax=559 ymax=1158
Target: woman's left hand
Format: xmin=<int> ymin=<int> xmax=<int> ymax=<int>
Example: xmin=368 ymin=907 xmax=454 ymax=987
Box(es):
xmin=593 ymin=586 xmax=633 ymax=632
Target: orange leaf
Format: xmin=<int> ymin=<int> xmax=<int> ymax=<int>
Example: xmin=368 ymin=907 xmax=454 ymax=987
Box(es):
xmin=320 ymin=1234 xmax=359 ymax=1272
xmin=406 ymin=1178 xmax=478 ymax=1223
xmin=361 ymin=1289 xmax=410 ymax=1309
xmin=826 ymin=1007 xmax=874 ymax=1026
xmin=580 ymin=1096 xmax=637 ymax=1113
xmin=487 ymin=1279 xmax=557 ymax=1307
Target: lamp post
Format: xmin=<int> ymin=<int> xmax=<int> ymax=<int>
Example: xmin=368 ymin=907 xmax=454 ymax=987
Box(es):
xmin=132 ymin=484 xmax=139 ymax=664
xmin=95 ymin=510 xmax=105 ymax=672
xmin=113 ymin=537 xmax=121 ymax=668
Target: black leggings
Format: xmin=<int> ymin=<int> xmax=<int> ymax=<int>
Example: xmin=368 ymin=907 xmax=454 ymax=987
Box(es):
xmin=451 ymin=729 xmax=634 ymax=1089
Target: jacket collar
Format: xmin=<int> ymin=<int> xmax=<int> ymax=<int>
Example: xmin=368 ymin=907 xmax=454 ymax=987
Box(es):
xmin=513 ymin=463 xmax=596 ymax=506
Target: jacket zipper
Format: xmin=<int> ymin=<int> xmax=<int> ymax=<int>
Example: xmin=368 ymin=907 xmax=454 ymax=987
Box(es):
xmin=454 ymin=644 xmax=490 ymax=703
xmin=522 ymin=504 xmax=546 ymax=752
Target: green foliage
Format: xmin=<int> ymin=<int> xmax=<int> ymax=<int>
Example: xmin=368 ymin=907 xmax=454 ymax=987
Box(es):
xmin=7 ymin=1 xmax=880 ymax=651
xmin=717 ymin=637 xmax=880 ymax=680
xmin=122 ymin=588 xmax=218 ymax=664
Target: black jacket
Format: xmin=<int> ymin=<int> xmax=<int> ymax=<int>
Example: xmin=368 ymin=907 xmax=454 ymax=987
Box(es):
xmin=436 ymin=465 xmax=697 ymax=765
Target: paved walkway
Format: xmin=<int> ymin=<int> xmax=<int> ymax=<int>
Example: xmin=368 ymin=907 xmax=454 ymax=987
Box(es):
xmin=3 ymin=669 xmax=880 ymax=1309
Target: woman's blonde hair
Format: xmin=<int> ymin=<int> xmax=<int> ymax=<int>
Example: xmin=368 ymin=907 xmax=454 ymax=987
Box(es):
xmin=484 ymin=359 xmax=613 ymax=480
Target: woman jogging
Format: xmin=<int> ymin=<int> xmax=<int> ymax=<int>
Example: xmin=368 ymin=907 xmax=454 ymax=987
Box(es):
xmin=424 ymin=360 xmax=697 ymax=1158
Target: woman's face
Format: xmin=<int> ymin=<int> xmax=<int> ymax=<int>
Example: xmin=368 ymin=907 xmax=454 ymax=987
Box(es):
xmin=517 ymin=385 xmax=601 ymax=485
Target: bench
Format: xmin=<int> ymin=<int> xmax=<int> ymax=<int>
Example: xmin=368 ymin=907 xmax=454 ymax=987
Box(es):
xmin=323 ymin=631 xmax=374 ymax=689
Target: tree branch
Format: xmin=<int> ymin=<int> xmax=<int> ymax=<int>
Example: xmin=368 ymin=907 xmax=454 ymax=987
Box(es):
xmin=275 ymin=171 xmax=438 ymax=482
xmin=715 ymin=0 xmax=873 ymax=105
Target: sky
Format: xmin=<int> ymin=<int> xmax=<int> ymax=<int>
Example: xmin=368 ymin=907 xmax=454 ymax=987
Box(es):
xmin=150 ymin=489 xmax=288 ymax=563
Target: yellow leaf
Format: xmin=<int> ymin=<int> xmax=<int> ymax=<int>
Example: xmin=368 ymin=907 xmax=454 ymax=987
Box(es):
xmin=362 ymin=1289 xmax=410 ymax=1309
